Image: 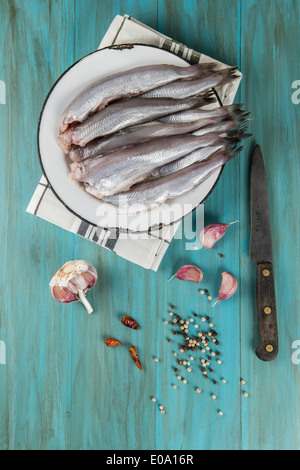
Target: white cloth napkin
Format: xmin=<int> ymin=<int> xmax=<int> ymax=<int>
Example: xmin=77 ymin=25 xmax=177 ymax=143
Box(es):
xmin=26 ymin=14 xmax=241 ymax=271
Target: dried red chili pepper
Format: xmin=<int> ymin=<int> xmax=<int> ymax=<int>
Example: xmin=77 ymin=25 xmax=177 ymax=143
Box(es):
xmin=121 ymin=316 xmax=140 ymax=330
xmin=105 ymin=338 xmax=122 ymax=347
xmin=129 ymin=346 xmax=142 ymax=371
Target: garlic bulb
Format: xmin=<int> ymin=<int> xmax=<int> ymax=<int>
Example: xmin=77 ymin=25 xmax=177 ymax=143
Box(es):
xmin=50 ymin=260 xmax=97 ymax=314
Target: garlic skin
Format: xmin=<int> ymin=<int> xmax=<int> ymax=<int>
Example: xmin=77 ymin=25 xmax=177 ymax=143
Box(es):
xmin=200 ymin=221 xmax=238 ymax=249
xmin=169 ymin=264 xmax=203 ymax=284
xmin=50 ymin=260 xmax=97 ymax=314
xmin=213 ymin=272 xmax=238 ymax=306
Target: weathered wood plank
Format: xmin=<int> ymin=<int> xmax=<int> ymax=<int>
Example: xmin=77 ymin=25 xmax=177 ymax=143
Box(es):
xmin=156 ymin=0 xmax=242 ymax=450
xmin=239 ymin=0 xmax=300 ymax=450
xmin=69 ymin=0 xmax=159 ymax=451
xmin=0 ymin=0 xmax=76 ymax=450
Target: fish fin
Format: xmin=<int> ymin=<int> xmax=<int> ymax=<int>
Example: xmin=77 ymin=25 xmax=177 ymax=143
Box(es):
xmin=226 ymin=126 xmax=252 ymax=141
xmin=225 ymin=104 xmax=251 ymax=124
xmin=217 ymin=66 xmax=241 ymax=87
xmin=195 ymin=90 xmax=218 ymax=106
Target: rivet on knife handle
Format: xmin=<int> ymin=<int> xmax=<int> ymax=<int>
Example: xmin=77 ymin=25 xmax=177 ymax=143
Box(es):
xmin=255 ymin=262 xmax=279 ymax=361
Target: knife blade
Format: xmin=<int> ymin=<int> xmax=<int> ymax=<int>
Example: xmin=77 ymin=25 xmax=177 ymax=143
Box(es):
xmin=250 ymin=145 xmax=278 ymax=361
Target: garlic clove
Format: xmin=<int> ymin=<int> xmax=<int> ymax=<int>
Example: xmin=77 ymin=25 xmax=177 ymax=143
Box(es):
xmin=51 ymin=286 xmax=76 ymax=303
xmin=50 ymin=260 xmax=97 ymax=314
xmin=213 ymin=272 xmax=238 ymax=306
xmin=169 ymin=264 xmax=203 ymax=284
xmin=200 ymin=220 xmax=238 ymax=249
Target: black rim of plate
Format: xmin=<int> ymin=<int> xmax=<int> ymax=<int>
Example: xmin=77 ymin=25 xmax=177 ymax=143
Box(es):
xmin=37 ymin=43 xmax=225 ymax=234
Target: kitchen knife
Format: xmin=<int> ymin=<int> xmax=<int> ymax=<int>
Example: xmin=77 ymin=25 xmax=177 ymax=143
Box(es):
xmin=250 ymin=145 xmax=278 ymax=361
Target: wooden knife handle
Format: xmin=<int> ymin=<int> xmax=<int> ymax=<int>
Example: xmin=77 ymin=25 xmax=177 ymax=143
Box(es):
xmin=255 ymin=262 xmax=279 ymax=361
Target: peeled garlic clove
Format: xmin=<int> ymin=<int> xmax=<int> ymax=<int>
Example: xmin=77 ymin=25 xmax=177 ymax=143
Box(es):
xmin=200 ymin=221 xmax=238 ymax=249
xmin=213 ymin=272 xmax=238 ymax=306
xmin=50 ymin=260 xmax=97 ymax=314
xmin=169 ymin=264 xmax=203 ymax=284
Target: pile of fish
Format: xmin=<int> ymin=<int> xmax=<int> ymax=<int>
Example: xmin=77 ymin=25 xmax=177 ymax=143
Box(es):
xmin=58 ymin=63 xmax=249 ymax=213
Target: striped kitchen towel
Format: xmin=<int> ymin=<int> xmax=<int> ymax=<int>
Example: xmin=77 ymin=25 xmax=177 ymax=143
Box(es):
xmin=26 ymin=14 xmax=241 ymax=271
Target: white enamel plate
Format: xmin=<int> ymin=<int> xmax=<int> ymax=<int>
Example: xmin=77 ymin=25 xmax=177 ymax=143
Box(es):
xmin=38 ymin=44 xmax=222 ymax=232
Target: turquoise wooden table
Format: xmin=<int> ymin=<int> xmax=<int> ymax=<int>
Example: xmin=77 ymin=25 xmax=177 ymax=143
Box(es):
xmin=1 ymin=0 xmax=300 ymax=451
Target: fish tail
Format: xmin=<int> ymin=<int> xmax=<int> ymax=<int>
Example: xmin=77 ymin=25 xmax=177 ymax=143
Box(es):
xmin=196 ymin=90 xmax=218 ymax=106
xmin=217 ymin=66 xmax=241 ymax=87
xmin=220 ymin=144 xmax=245 ymax=164
xmin=225 ymin=104 xmax=251 ymax=124
xmin=226 ymin=126 xmax=252 ymax=141
xmin=198 ymin=62 xmax=220 ymax=74
xmin=189 ymin=62 xmax=220 ymax=78
xmin=232 ymin=145 xmax=245 ymax=156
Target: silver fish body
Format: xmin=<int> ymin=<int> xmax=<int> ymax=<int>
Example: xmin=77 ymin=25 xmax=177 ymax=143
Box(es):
xmin=71 ymin=134 xmax=230 ymax=197
xmin=60 ymin=62 xmax=218 ymax=132
xmin=159 ymin=104 xmax=247 ymax=124
xmin=192 ymin=119 xmax=244 ymax=136
xmin=142 ymin=67 xmax=239 ymax=99
xmin=58 ymin=97 xmax=202 ymax=152
xmin=100 ymin=149 xmax=236 ymax=213
xmin=153 ymin=124 xmax=248 ymax=177
xmin=152 ymin=145 xmax=223 ymax=177
xmin=69 ymin=118 xmax=215 ymax=163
